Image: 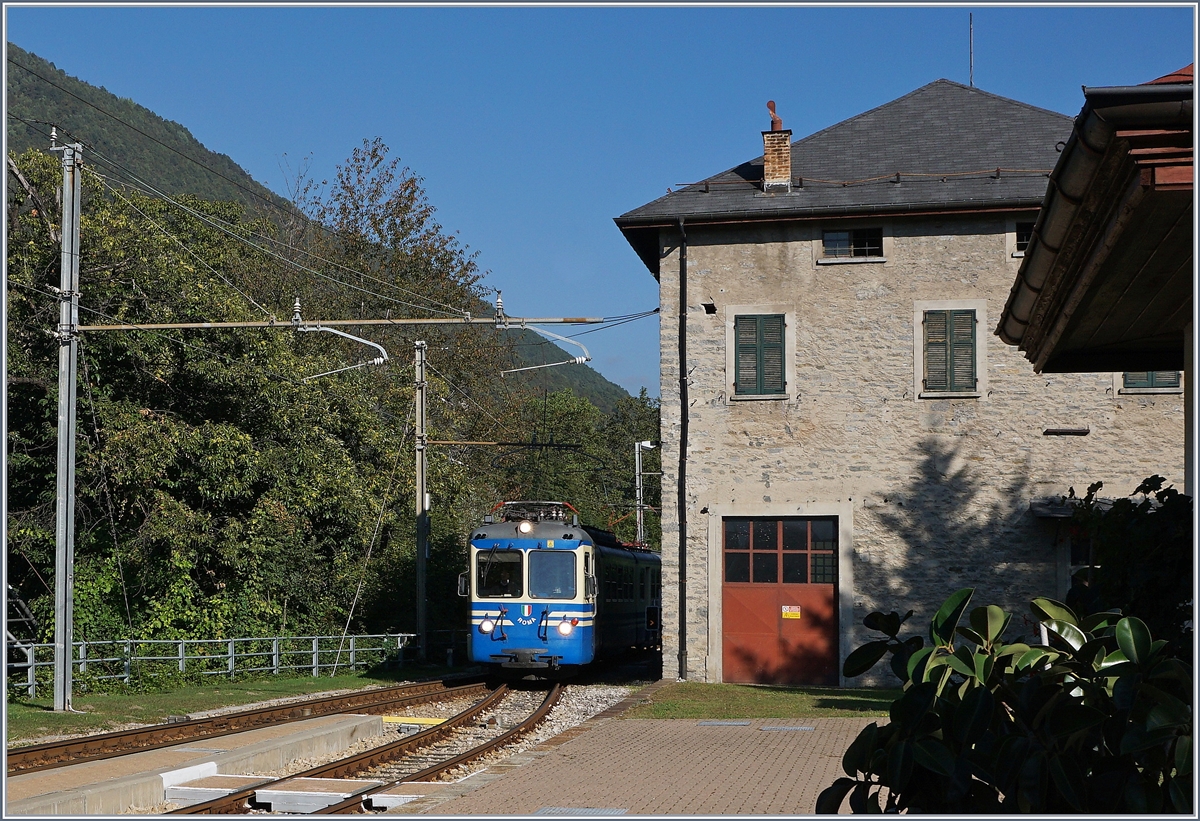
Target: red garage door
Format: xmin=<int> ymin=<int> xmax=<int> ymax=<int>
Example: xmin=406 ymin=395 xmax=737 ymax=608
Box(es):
xmin=722 ymin=517 xmax=838 ymax=686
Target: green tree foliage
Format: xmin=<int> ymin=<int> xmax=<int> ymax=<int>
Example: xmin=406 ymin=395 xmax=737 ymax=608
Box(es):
xmin=819 ymin=589 xmax=1192 ymax=814
xmin=7 ymin=138 xmax=659 ymax=652
xmin=492 ymin=389 xmax=661 ymax=549
xmin=1066 ymin=476 xmax=1193 ymax=660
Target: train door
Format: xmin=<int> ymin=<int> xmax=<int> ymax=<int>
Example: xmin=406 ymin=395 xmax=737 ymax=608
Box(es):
xmin=721 ymin=517 xmax=838 ymax=685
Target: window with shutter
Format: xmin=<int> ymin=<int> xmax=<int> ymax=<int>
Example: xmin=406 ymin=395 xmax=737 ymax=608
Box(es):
xmin=734 ymin=314 xmax=787 ymax=396
xmin=1123 ymin=371 xmax=1181 ymax=389
xmin=923 ymin=309 xmax=976 ymax=393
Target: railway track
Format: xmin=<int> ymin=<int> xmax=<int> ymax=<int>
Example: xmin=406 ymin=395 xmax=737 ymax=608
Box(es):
xmin=6 ymin=675 xmax=487 ymax=776
xmin=172 ymin=683 xmax=564 ymax=815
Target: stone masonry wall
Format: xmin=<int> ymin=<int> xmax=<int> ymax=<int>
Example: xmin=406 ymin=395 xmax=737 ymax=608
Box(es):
xmin=656 ymin=214 xmax=1185 ymax=685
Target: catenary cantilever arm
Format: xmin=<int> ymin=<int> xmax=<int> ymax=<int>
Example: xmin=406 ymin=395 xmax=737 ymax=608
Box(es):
xmin=501 ymin=325 xmax=591 ymax=376
xmin=297 ymin=324 xmax=389 ymax=382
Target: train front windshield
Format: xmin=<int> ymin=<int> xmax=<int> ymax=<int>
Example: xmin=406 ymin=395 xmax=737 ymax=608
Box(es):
xmin=477 ymin=549 xmax=522 ymax=597
xmin=528 ymin=551 xmax=575 ymax=599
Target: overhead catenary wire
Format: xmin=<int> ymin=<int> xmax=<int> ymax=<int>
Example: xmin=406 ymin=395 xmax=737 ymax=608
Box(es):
xmin=10 ymin=280 xmax=305 ymax=385
xmin=424 ymin=359 xmax=518 ymax=438
xmin=331 ymin=400 xmax=415 ymax=676
xmin=94 ymin=159 xmax=473 ymax=318
xmin=82 ymin=153 xmax=469 ymax=319
xmin=10 ymin=113 xmax=476 ymax=321
xmin=8 ymin=56 xmax=294 ymax=216
xmin=95 ymin=175 xmax=272 ymax=319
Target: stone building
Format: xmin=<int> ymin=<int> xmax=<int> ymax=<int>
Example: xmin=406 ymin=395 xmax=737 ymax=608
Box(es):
xmin=613 ymin=80 xmax=1185 ymax=687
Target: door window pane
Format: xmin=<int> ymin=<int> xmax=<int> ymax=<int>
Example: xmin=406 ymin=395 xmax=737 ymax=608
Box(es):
xmin=783 ymin=520 xmax=808 ymax=550
xmin=753 ymin=552 xmax=778 ymax=583
xmin=725 ymin=552 xmax=750 ymax=583
xmin=725 ymin=519 xmax=750 ymax=550
xmin=811 ymin=519 xmax=836 ymax=550
xmin=753 ymin=520 xmax=778 ymax=552
xmin=782 ymin=553 xmax=808 ymax=583
xmin=811 ymin=553 xmax=835 ymax=584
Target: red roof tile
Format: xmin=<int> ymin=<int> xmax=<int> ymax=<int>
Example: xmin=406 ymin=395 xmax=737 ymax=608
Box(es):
xmin=1145 ymin=64 xmax=1193 ymax=85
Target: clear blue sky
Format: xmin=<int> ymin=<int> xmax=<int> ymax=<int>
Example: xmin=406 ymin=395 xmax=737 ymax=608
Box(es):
xmin=6 ymin=5 xmax=1195 ymax=396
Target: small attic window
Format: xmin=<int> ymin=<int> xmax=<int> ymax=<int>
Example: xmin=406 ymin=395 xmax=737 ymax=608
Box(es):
xmin=822 ymin=228 xmax=883 ymax=260
xmin=1014 ymin=221 xmax=1035 ymax=256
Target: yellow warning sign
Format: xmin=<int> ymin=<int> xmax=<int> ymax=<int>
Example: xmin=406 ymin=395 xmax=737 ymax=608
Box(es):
xmin=781 ymin=606 xmax=803 ymax=619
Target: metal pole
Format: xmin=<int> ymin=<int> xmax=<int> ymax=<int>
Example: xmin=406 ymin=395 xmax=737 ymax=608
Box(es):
xmin=414 ymin=341 xmax=429 ymax=661
xmin=636 ymin=443 xmax=644 ymax=545
xmin=53 ymin=141 xmax=82 ymax=712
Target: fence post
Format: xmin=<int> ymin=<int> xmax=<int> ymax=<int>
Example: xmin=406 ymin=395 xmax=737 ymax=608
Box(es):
xmin=228 ymin=639 xmax=235 ymax=679
xmin=79 ymin=641 xmax=87 ymax=675
xmin=179 ymin=640 xmax=185 ymax=674
xmin=312 ymin=637 xmax=319 ymax=677
xmin=26 ymin=645 xmax=36 ymax=698
xmin=124 ymin=640 xmax=132 ymax=684
xmin=349 ymin=636 xmax=356 ymax=670
xmin=272 ymin=638 xmax=280 ymax=675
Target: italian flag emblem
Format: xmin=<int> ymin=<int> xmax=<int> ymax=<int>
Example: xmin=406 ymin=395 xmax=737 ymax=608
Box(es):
xmin=522 ymin=605 xmax=533 ymax=617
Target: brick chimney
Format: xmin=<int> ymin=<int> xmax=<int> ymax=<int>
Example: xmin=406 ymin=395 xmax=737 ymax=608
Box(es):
xmin=762 ymin=100 xmax=792 ymax=194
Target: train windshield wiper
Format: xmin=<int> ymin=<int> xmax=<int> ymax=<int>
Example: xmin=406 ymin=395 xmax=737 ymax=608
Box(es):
xmin=480 ymin=544 xmax=500 ymax=584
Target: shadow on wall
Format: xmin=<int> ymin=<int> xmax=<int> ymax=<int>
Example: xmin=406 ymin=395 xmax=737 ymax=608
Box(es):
xmin=869 ymin=436 xmax=1052 ymax=623
xmin=727 ymin=605 xmax=838 ymax=686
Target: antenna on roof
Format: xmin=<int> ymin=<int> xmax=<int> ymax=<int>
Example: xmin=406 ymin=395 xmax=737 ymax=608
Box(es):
xmin=969 ymin=13 xmax=974 ymax=87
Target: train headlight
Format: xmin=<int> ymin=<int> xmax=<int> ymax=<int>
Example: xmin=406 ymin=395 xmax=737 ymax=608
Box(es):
xmin=518 ymin=520 xmax=534 ymax=534
xmin=557 ymin=619 xmax=574 ymax=636
xmin=479 ymin=617 xmax=496 ymax=634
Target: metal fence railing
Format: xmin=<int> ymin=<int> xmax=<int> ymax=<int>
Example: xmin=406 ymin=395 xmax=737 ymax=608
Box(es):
xmin=6 ymin=632 xmax=427 ymax=699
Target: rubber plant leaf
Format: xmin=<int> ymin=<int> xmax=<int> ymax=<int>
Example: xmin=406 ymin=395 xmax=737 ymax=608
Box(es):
xmin=843 ymin=640 xmax=890 ymax=678
xmin=930 ymin=588 xmax=974 ymax=647
xmin=1030 ymin=597 xmax=1078 ymax=627
xmin=1115 ymin=617 xmax=1152 ymax=665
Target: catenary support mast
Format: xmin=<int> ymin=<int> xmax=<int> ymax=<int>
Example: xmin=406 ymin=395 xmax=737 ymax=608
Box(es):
xmin=52 ymin=138 xmax=83 ymax=712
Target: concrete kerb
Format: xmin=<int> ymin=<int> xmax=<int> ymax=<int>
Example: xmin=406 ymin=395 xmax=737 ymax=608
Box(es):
xmin=6 ymin=713 xmax=383 ymax=816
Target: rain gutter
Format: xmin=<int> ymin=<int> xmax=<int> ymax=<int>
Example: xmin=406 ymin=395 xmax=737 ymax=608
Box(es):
xmin=996 ymin=82 xmax=1193 ymax=352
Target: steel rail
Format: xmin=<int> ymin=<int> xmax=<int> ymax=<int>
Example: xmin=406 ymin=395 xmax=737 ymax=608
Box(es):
xmin=7 ymin=675 xmax=486 ymax=775
xmin=316 ymin=683 xmax=565 ymax=815
xmin=172 ymin=684 xmax=511 ymax=815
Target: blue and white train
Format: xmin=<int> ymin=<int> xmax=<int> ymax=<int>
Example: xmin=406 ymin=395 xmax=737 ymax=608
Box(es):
xmin=460 ymin=501 xmax=661 ymax=676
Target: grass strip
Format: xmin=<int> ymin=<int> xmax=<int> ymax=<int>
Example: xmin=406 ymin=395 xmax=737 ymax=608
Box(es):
xmin=621 ymin=681 xmax=900 ymax=719
xmin=6 ymin=664 xmax=456 ymax=746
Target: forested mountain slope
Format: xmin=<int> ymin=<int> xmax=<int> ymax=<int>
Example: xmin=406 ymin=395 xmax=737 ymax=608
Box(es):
xmin=6 ymin=42 xmax=633 ymax=412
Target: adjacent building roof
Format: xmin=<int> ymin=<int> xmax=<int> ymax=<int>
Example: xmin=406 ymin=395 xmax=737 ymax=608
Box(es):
xmin=996 ymin=65 xmax=1193 ymax=372
xmin=615 ymin=79 xmax=1074 ymax=275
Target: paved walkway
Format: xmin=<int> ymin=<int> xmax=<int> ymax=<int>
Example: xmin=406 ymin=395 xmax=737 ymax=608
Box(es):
xmin=392 ymin=681 xmax=874 ymax=816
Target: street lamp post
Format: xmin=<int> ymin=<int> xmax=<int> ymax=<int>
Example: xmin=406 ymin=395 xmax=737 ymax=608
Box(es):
xmin=635 ymin=441 xmax=658 ymax=545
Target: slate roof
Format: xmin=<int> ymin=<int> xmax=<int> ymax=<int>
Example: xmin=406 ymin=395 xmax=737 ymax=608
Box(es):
xmin=615 ymin=79 xmax=1074 ymax=274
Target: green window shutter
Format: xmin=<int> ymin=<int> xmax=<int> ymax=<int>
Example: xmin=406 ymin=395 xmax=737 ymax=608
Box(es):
xmin=1125 ymin=371 xmax=1181 ymax=388
xmin=734 ymin=316 xmax=759 ymax=395
xmin=761 ymin=315 xmax=785 ymax=393
xmin=949 ymin=310 xmax=976 ymax=391
xmin=924 ymin=309 xmax=976 ymax=392
xmin=734 ymin=314 xmax=786 ymax=395
xmin=923 ymin=311 xmax=949 ymax=391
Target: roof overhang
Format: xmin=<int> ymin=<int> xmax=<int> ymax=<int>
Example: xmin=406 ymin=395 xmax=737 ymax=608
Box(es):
xmin=615 ymin=199 xmax=1046 ymax=280
xmin=997 ymin=81 xmax=1194 ymax=373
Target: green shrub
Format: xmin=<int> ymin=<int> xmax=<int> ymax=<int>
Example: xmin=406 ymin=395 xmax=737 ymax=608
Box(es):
xmin=1068 ymin=476 xmax=1192 ymax=660
xmin=817 ymin=588 xmax=1192 ymax=813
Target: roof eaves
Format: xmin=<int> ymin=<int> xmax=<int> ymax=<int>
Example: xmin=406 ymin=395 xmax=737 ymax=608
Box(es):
xmin=996 ymin=81 xmax=1194 ymax=362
